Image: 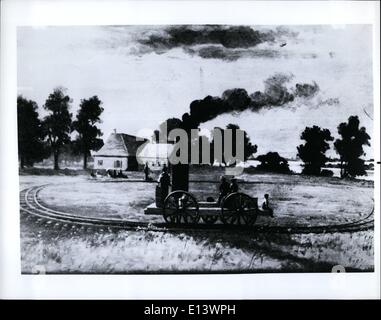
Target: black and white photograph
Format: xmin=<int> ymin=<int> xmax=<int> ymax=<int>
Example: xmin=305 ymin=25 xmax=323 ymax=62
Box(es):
xmin=16 ymin=22 xmax=376 ymax=274
xmin=0 ymin=0 xmax=380 ymax=300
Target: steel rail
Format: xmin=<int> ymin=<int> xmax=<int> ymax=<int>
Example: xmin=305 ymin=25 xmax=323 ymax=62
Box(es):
xmin=20 ymin=185 xmax=374 ymax=235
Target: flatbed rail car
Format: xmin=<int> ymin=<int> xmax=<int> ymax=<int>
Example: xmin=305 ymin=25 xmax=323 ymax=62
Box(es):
xmin=144 ymin=190 xmax=273 ymax=226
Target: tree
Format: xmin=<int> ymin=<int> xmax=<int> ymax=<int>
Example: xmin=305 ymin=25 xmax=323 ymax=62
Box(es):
xmin=334 ymin=115 xmax=371 ymax=178
xmin=73 ymin=96 xmax=104 ymax=169
xmin=42 ymin=87 xmax=73 ymax=170
xmin=297 ymin=125 xmax=333 ymax=175
xmin=17 ymin=96 xmax=46 ymax=168
xmin=256 ymin=152 xmax=291 ymax=173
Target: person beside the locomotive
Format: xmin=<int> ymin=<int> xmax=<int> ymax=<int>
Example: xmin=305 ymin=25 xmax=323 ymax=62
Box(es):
xmin=262 ymin=193 xmax=274 ymax=217
xmin=144 ymin=162 xmax=150 ymax=181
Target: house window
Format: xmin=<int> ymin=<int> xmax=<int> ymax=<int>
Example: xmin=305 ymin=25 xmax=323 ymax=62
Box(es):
xmin=97 ymin=160 xmax=103 ymax=166
xmin=114 ymin=160 xmax=122 ymax=168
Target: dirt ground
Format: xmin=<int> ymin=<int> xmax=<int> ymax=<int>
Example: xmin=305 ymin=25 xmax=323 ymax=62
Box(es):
xmin=19 ymin=169 xmax=374 ymax=273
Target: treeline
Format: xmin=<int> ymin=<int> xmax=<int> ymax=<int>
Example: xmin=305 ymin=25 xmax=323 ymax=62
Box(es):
xmin=18 ymin=87 xmax=104 ymax=170
xmin=18 ymin=88 xmax=371 ymax=179
xmin=253 ymin=115 xmax=371 ymax=178
xmin=154 ymin=115 xmax=371 ymax=179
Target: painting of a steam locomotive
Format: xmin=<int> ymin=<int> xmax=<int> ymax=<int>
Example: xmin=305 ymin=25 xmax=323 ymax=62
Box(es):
xmin=17 ymin=24 xmax=375 ymax=274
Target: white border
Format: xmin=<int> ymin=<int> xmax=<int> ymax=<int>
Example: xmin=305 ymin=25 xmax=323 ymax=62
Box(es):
xmin=0 ymin=0 xmax=380 ymax=299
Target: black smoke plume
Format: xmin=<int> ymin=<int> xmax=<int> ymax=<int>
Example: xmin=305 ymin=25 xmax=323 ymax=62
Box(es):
xmin=180 ymin=73 xmax=319 ymax=129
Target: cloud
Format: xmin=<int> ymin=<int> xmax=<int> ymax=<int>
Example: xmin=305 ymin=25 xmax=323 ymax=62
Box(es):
xmin=184 ymin=45 xmax=284 ymax=61
xmin=99 ymin=25 xmax=329 ymax=62
xmin=140 ymin=25 xmax=268 ymax=49
xmin=136 ymin=25 xmax=299 ymax=60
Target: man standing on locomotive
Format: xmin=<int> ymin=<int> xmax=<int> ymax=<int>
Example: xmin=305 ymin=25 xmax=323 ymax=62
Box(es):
xmin=144 ymin=162 xmax=150 ymax=181
xmin=218 ymin=176 xmax=230 ymax=204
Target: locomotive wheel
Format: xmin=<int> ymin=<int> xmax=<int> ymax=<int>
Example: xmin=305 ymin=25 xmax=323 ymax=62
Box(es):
xmin=163 ymin=191 xmax=200 ymax=225
xmin=201 ymin=215 xmax=219 ymax=225
xmin=221 ymin=193 xmax=258 ymax=226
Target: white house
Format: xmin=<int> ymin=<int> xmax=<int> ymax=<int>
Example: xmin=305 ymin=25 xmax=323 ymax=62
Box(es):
xmin=92 ymin=131 xmax=148 ymax=171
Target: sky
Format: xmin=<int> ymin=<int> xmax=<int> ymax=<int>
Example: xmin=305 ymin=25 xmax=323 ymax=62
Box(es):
xmin=17 ymin=25 xmax=374 ymax=159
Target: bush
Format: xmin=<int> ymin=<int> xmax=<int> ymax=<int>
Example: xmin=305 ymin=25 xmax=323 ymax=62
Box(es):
xmin=256 ymin=152 xmax=291 ymax=174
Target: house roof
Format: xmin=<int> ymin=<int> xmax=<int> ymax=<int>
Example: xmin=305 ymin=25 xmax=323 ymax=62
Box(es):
xmin=93 ymin=133 xmax=148 ymax=157
xmin=137 ymin=142 xmax=174 ymax=160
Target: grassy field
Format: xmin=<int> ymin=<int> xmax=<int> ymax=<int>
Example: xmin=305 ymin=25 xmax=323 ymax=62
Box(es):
xmin=19 ymin=168 xmax=374 ymax=273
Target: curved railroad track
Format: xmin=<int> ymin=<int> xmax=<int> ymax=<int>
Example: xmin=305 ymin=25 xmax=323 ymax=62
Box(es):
xmin=20 ymin=185 xmax=374 ymax=235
